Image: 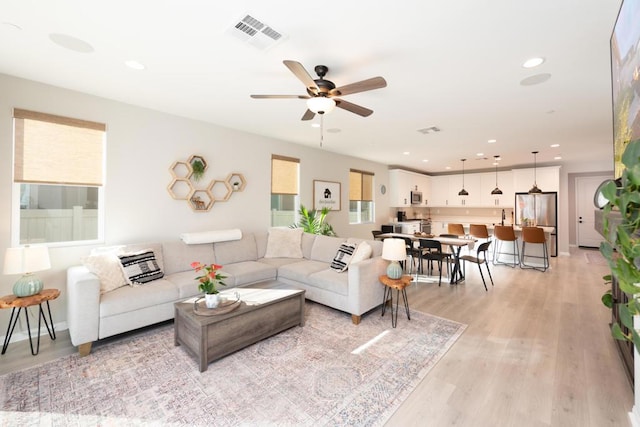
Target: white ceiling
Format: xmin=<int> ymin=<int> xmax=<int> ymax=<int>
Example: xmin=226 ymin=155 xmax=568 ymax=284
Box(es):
xmin=0 ymin=0 xmax=623 ymax=174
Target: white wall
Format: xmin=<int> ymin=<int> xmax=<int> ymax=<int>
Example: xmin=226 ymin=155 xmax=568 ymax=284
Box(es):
xmin=0 ymin=73 xmax=391 ymax=331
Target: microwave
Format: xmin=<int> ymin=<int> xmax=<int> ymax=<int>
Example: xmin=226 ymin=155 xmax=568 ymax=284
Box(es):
xmin=411 ymin=191 xmax=422 ymax=204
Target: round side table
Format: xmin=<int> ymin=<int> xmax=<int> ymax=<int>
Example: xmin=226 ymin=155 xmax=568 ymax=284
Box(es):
xmin=379 ymin=275 xmax=412 ymax=328
xmin=0 ymin=289 xmax=60 ymax=356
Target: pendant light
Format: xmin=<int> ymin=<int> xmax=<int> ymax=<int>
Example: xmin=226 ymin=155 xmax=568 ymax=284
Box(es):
xmin=529 ymin=151 xmax=542 ymax=194
xmin=491 ymin=155 xmax=503 ymax=195
xmin=458 ymin=159 xmax=468 ymax=196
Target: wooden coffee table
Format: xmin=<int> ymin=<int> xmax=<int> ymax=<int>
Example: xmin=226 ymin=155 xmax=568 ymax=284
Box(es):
xmin=174 ymin=287 xmax=305 ymax=372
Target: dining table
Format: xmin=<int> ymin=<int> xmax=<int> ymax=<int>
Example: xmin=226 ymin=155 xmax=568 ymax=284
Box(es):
xmin=378 ymin=233 xmax=477 ymax=285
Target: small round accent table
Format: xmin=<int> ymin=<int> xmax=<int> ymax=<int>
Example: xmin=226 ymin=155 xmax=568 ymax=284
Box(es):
xmin=379 ymin=275 xmax=412 ymax=328
xmin=0 ymin=289 xmax=60 ymax=356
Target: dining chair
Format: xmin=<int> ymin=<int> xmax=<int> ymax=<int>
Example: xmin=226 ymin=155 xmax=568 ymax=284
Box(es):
xmin=492 ymin=225 xmax=520 ymax=267
xmin=520 ymin=226 xmax=549 ymax=272
xmin=418 ymin=239 xmax=451 ymax=286
xmin=402 ymin=237 xmax=421 ymax=274
xmin=460 ymin=241 xmax=494 ymax=291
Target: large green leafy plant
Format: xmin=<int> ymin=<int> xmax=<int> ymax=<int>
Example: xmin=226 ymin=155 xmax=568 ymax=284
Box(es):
xmin=600 ymin=139 xmax=640 ymax=349
xmin=292 ymin=205 xmax=336 ymax=236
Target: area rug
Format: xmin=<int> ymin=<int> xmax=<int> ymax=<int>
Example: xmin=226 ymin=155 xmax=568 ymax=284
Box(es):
xmin=0 ymin=302 xmax=466 ymax=426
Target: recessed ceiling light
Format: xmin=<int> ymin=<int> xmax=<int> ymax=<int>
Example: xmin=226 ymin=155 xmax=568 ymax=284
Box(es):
xmin=523 ymin=57 xmax=545 ymax=68
xmin=492 ymin=162 xmax=499 ymax=166
xmin=403 ymin=152 xmax=410 ymax=155
xmin=49 ymin=33 xmax=94 ymax=53
xmin=550 ymin=144 xmax=560 ymax=148
xmin=554 ymin=156 xmax=562 ymax=160
xmin=445 ymin=166 xmax=451 ymax=170
xmin=488 ymin=139 xmax=496 ymax=143
xmin=125 ymin=60 xmax=145 ymax=70
xmin=476 ymin=152 xmax=484 ymax=156
xmin=311 ymin=123 xmax=320 ymax=128
xmin=422 ymin=159 xmax=429 ymax=163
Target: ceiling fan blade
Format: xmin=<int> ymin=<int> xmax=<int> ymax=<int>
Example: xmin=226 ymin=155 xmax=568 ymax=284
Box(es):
xmin=330 ymin=76 xmax=387 ymax=97
xmin=335 ymin=98 xmax=373 ymax=117
xmin=250 ymin=94 xmax=309 ymax=99
xmin=283 ymin=60 xmax=319 ymax=94
xmin=301 ymin=109 xmax=315 ymax=121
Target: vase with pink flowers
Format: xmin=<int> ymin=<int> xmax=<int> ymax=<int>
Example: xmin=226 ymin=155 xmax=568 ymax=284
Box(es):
xmin=191 ymin=261 xmax=227 ymax=308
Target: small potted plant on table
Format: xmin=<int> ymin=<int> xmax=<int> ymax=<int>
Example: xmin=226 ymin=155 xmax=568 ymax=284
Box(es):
xmin=191 ymin=262 xmax=226 ymax=308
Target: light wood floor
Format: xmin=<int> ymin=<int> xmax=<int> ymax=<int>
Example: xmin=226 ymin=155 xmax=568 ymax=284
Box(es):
xmin=386 ymin=246 xmax=634 ymax=426
xmin=0 ymin=247 xmax=633 ymax=426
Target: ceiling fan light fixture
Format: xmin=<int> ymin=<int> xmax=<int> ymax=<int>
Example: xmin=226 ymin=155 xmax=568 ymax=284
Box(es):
xmin=306 ymin=97 xmax=336 ymax=114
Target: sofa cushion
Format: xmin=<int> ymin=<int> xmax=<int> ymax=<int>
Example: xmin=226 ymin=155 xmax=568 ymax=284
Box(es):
xmin=162 ymin=241 xmax=215 ymax=275
xmin=214 ymin=233 xmax=258 ymax=265
xmin=351 ymin=241 xmax=373 ymax=264
xmin=120 ymin=243 xmax=165 ymax=272
xmin=278 ymin=260 xmax=329 ymax=283
xmin=255 ymin=231 xmax=268 ymax=258
xmin=164 ymin=270 xmax=200 ymax=299
xmin=310 ymin=235 xmax=346 ymax=263
xmin=258 ymin=257 xmax=306 ymax=269
xmin=82 ymin=253 xmax=128 ymax=294
xmin=330 ymin=243 xmax=357 ymax=272
xmin=118 ymin=250 xmax=164 ymax=285
xmin=264 ymin=228 xmax=303 ymax=258
xmin=301 ymin=233 xmax=316 ymax=259
xmin=347 ymin=238 xmax=383 ymax=257
xmin=220 ymin=261 xmax=277 ymax=286
xmin=99 ymin=278 xmax=179 ymax=317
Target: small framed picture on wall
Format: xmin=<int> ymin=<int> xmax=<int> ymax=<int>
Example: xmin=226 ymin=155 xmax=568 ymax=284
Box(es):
xmin=313 ymin=180 xmax=341 ymax=211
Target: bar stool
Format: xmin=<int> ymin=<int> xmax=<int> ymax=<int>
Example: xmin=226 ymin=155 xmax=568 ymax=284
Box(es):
xmin=447 ymin=223 xmax=465 ymax=236
xmin=520 ymin=226 xmax=550 ymax=272
xmin=492 ymin=225 xmax=520 ymax=267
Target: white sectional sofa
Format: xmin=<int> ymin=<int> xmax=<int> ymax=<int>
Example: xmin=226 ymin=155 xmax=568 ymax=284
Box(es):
xmin=66 ymin=230 xmax=387 ymax=355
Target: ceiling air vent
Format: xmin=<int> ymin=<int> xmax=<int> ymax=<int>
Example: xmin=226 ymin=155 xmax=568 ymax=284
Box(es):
xmin=225 ymin=14 xmax=286 ymax=50
xmin=417 ymin=126 xmax=441 ymax=134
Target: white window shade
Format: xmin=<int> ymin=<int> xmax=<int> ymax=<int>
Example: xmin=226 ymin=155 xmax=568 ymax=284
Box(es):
xmin=13 ymin=109 xmax=105 ymax=186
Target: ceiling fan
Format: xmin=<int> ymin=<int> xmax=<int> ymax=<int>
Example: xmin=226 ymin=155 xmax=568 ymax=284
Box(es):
xmin=250 ymin=60 xmax=387 ymax=121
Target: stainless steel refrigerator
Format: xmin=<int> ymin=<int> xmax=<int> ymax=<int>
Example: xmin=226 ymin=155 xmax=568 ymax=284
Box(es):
xmin=514 ymin=192 xmax=558 ymax=257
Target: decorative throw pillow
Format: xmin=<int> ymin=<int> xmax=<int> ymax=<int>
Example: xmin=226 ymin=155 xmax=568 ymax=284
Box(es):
xmin=350 ymin=241 xmax=373 ymax=264
xmin=330 ymin=243 xmax=357 ymax=272
xmin=118 ymin=250 xmax=164 ymax=285
xmin=82 ymin=253 xmax=128 ymax=294
xmin=264 ymin=227 xmax=304 ymax=258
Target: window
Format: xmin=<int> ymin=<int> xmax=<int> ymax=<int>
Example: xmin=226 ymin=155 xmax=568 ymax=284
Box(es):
xmin=349 ymin=169 xmax=374 ymax=224
xmin=13 ymin=109 xmax=105 ymax=245
xmin=271 ymin=155 xmax=299 ymax=227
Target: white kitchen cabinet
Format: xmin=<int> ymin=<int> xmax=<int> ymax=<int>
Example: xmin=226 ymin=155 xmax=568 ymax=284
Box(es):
xmin=430 ymin=176 xmax=449 ymax=206
xmin=430 ymin=221 xmax=447 ymax=235
xmin=447 ymin=174 xmax=481 ymax=206
xmin=480 ymin=171 xmax=514 ymax=207
xmin=430 ymin=174 xmax=481 ymax=206
xmin=512 ymin=166 xmax=560 ymax=193
xmin=389 ymin=169 xmax=431 ymax=207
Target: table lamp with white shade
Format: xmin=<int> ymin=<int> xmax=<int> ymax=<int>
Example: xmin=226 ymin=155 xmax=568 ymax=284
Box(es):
xmin=381 ymin=238 xmax=406 ymax=279
xmin=3 ymin=246 xmax=51 ymax=297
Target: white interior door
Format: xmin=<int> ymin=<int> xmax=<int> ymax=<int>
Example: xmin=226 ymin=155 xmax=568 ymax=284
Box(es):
xmin=576 ymin=176 xmax=609 ymax=248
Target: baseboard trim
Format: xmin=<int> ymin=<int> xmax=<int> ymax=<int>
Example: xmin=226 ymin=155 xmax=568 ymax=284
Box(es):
xmin=1 ymin=321 xmax=68 ymax=344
